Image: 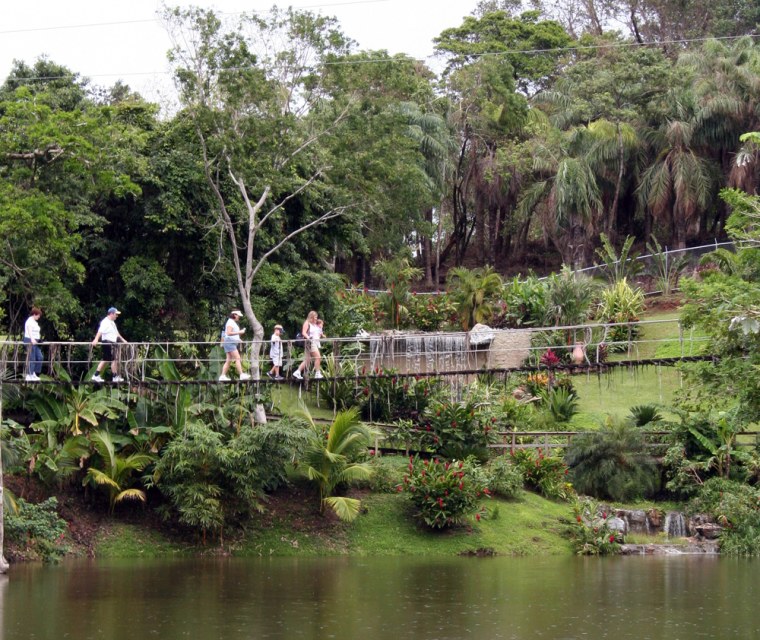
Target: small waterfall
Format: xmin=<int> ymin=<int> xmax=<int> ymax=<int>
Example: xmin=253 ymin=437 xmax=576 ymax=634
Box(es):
xmin=664 ymin=512 xmax=688 ymax=538
xmin=405 ymin=335 xmax=421 ymax=373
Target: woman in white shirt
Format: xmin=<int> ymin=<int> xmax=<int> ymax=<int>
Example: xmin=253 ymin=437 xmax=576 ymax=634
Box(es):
xmin=219 ymin=310 xmax=250 ymax=382
xmin=23 ymin=306 xmax=43 ymax=382
xmin=293 ymin=310 xmax=324 ymax=380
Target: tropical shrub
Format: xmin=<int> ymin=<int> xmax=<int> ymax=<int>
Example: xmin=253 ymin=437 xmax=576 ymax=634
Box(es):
xmin=421 ymin=399 xmax=496 ymax=461
xmin=564 ymin=421 xmax=660 ymax=501
xmin=151 ymin=420 xmax=309 ymax=540
xmin=298 ymin=408 xmax=374 ymax=521
xmin=539 ymin=386 xmax=580 ymax=424
xmin=447 ymin=265 xmax=503 ymax=330
xmin=594 ymin=233 xmax=643 ymax=283
xmin=501 ymin=274 xmax=549 ymax=328
xmin=628 ymin=404 xmax=662 ymax=427
xmin=332 ymin=285 xmax=381 ymax=335
xmin=407 ymin=293 xmax=454 ymax=331
xmin=350 ymin=454 xmax=408 ymax=493
xmin=688 ymin=478 xmax=760 ymax=555
xmin=544 ymin=267 xmax=597 ymax=328
xmin=511 ymin=449 xmax=573 ymax=500
xmin=374 ymin=255 xmax=423 ymax=329
xmin=647 ymin=235 xmax=688 ymax=296
xmin=82 ymin=430 xmax=155 ymax=513
xmin=399 ymin=456 xmax=490 ymax=529
xmin=5 ymin=497 xmax=68 ymax=563
xmin=485 ymin=456 xmax=524 ymax=499
xmin=596 ymin=278 xmax=644 ymax=351
xmin=359 ymin=367 xmax=442 ymax=423
xmin=566 ymin=497 xmax=623 ymax=556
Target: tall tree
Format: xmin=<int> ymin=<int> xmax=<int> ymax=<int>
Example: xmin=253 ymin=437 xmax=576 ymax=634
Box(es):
xmin=164 ymin=6 xmax=356 ymax=415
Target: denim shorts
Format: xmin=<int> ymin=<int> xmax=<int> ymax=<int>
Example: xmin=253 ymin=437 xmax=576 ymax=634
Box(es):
xmin=224 ymin=341 xmax=240 ymax=354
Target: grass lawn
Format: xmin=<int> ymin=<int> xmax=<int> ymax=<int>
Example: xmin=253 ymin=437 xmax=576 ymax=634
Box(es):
xmin=570 ymin=366 xmax=682 ymax=428
xmin=570 ymin=307 xmax=708 ymax=427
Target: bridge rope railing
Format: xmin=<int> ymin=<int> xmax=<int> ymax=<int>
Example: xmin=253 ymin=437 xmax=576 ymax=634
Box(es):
xmin=0 ymin=317 xmax=708 ymax=385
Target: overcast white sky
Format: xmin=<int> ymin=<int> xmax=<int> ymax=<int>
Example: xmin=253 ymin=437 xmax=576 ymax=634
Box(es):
xmin=1 ymin=0 xmax=479 ymax=107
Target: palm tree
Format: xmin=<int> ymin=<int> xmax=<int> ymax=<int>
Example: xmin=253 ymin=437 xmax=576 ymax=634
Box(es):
xmin=637 ymin=109 xmax=717 ymax=249
xmin=83 ymin=430 xmax=155 ymax=513
xmin=518 ymin=126 xmax=603 ymax=267
xmin=298 ymin=407 xmax=374 ymax=521
xmin=447 ymin=265 xmax=503 ymax=330
xmin=374 ymin=255 xmax=423 ymax=329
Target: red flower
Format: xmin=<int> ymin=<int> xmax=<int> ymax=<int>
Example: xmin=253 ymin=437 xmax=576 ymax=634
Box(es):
xmin=438 ymin=498 xmax=444 ymax=507
xmin=369 ymin=450 xmax=375 ymax=456
xmin=602 ymin=512 xmax=607 ymax=519
xmin=459 ymin=482 xmax=464 ymax=490
xmin=476 ymin=513 xmax=481 ymax=522
xmin=576 ymin=515 xmax=582 ymax=523
xmin=609 ymin=535 xmax=616 ymax=543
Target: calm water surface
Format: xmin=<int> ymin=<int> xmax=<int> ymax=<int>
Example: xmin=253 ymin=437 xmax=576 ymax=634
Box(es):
xmin=1 ymin=555 xmax=756 ymax=639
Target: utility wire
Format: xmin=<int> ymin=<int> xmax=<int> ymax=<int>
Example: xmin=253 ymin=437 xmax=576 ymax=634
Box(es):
xmin=5 ymin=31 xmax=759 ymax=85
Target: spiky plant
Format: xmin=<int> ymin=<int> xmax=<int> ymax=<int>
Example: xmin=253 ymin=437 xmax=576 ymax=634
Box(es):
xmin=298 ymin=407 xmax=375 ymax=521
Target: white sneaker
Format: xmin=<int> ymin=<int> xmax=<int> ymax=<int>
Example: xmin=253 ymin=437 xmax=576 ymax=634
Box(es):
xmin=218 ymin=374 xmax=231 ymax=382
xmin=92 ymin=374 xmax=104 ymax=383
xmin=293 ymin=370 xmax=303 ymax=380
xmin=25 ymin=374 xmax=38 ymax=382
xmin=239 ymin=373 xmax=251 ymax=381
xmin=314 ymin=371 xmax=324 ymax=380
xmin=113 ymin=375 xmax=124 ymax=383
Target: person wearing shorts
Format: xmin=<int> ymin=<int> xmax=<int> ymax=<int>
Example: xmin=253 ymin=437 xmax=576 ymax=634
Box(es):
xmin=219 ymin=310 xmax=250 ymax=382
xmin=267 ymin=324 xmax=284 ymax=381
xmin=92 ymin=306 xmax=128 ymax=383
xmin=293 ymin=311 xmax=324 ymax=380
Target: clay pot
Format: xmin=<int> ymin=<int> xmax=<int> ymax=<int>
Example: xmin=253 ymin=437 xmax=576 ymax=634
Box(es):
xmin=571 ymin=343 xmax=585 ymax=365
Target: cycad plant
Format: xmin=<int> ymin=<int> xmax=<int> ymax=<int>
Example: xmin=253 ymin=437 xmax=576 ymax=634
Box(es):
xmin=298 ymin=407 xmax=374 ymax=521
xmin=83 ymin=430 xmax=155 ymax=513
xmin=447 ymin=265 xmax=503 ymax=330
xmin=565 ymin=420 xmax=659 ymax=501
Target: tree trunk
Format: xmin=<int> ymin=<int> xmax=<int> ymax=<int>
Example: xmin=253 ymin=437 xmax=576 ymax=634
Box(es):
xmin=423 ymin=207 xmax=433 ymax=287
xmin=0 ymin=388 xmax=9 ymax=574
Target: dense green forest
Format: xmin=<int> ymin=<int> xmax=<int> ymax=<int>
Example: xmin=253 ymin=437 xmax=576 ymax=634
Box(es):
xmin=1 ymin=0 xmax=759 ymax=341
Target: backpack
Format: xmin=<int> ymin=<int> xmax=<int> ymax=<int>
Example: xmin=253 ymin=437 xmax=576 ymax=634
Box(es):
xmin=294 ymin=328 xmax=305 ymax=350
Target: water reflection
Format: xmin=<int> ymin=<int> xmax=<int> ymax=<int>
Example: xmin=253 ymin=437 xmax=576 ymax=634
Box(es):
xmin=2 ymin=556 xmax=757 ymax=639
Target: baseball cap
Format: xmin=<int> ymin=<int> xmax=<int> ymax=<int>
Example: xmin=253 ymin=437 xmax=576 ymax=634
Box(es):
xmin=108 ymin=307 xmax=121 ymax=315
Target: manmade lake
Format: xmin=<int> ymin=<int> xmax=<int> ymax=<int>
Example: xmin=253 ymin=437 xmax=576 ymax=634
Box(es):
xmin=2 ymin=555 xmax=757 ymax=639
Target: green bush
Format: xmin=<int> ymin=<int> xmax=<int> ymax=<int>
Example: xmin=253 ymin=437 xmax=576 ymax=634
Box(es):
xmin=360 ymin=368 xmax=442 ymax=423
xmin=566 ymin=497 xmax=623 ymax=555
xmin=151 ymin=420 xmax=309 ymax=540
xmin=421 ymin=399 xmax=496 ymax=461
xmin=351 ymin=454 xmax=409 ymax=493
xmin=486 ymin=456 xmax=524 ymax=499
xmin=407 ymin=293 xmax=454 ymax=331
xmin=539 ymin=387 xmax=580 ymax=423
xmin=565 ymin=421 xmax=659 ymax=501
xmin=511 ymin=449 xmax=573 ymax=501
xmin=399 ymin=456 xmax=490 ymax=529
xmin=689 ymin=478 xmax=760 ymax=555
xmin=5 ymin=496 xmax=68 ymax=563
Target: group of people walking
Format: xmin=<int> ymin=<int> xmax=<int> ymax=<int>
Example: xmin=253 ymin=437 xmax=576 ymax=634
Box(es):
xmin=22 ymin=306 xmax=326 ymax=384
